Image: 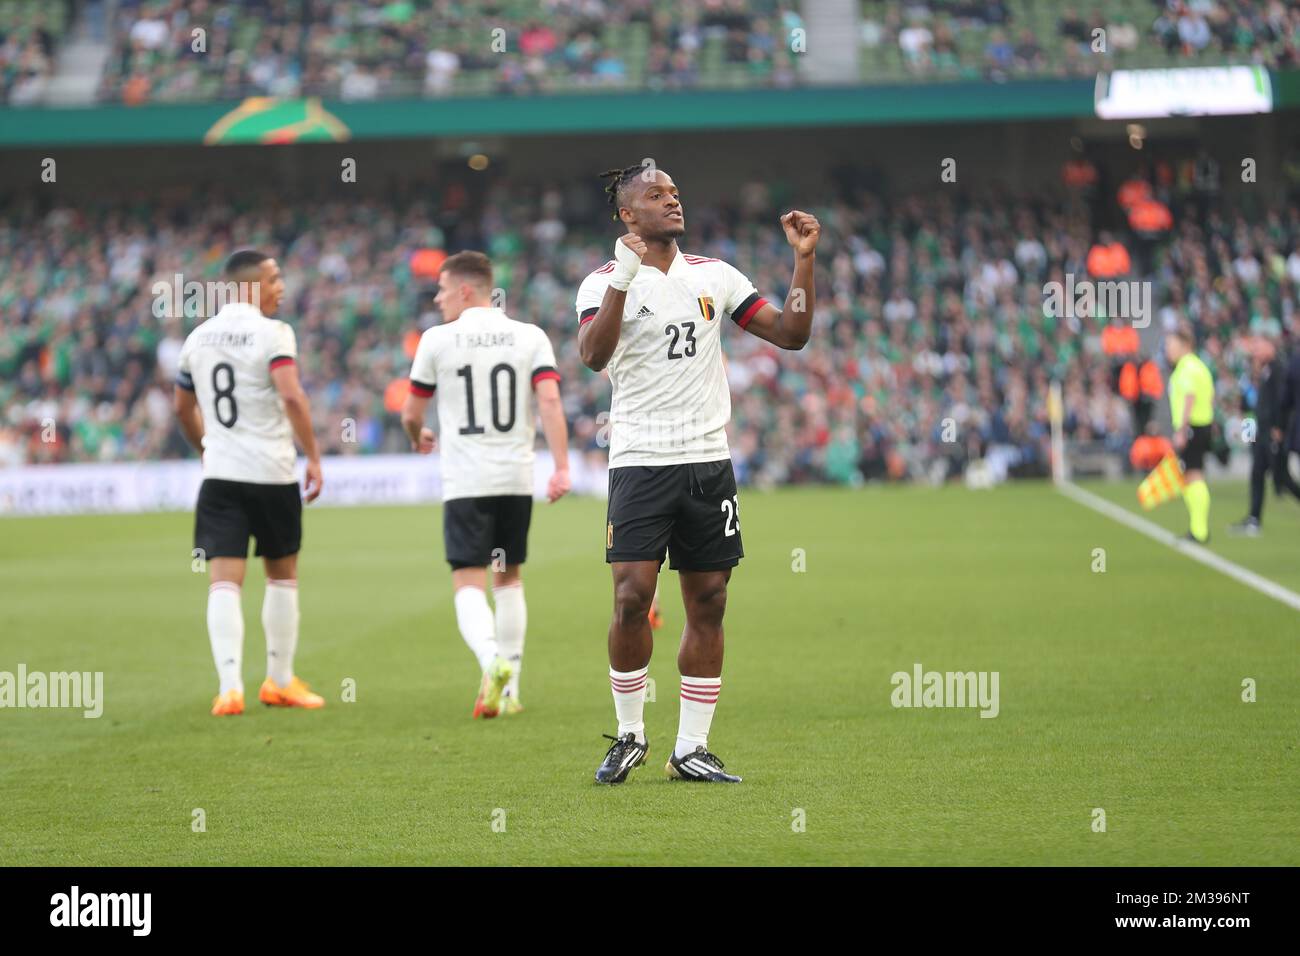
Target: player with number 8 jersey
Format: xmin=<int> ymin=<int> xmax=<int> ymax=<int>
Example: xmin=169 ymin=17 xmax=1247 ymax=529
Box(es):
xmin=174 ymin=250 xmax=326 ymax=717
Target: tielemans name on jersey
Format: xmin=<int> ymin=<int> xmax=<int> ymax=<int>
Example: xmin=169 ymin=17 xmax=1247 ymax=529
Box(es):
xmin=193 ymin=330 xmax=258 ymax=349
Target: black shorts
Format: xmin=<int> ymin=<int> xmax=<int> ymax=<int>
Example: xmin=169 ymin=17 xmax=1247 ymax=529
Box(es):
xmin=194 ymin=478 xmax=302 ymax=560
xmin=606 ymin=460 xmax=743 ymax=572
xmin=1181 ymin=424 xmax=1212 ymax=471
xmin=443 ymin=494 xmax=533 ymax=570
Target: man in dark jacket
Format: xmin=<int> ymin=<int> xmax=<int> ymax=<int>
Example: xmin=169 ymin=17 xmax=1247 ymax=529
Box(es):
xmin=1231 ymin=335 xmax=1300 ymax=535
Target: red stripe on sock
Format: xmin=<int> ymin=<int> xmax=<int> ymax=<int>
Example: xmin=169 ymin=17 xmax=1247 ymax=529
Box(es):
xmin=680 ymin=692 xmax=719 ymax=704
xmin=610 ymin=679 xmax=646 ymax=691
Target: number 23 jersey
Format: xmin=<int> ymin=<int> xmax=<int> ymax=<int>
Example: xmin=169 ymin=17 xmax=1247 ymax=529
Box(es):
xmin=177 ymin=302 xmax=299 ymax=485
xmin=575 ymin=250 xmax=768 ymax=468
xmin=408 ymin=306 xmax=561 ymax=501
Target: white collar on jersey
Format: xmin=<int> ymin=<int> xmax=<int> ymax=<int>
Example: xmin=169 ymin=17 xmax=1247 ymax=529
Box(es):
xmin=214 ymin=301 xmax=268 ymax=320
xmin=638 ymin=248 xmax=686 ymax=277
xmin=452 ymin=306 xmax=505 ymax=323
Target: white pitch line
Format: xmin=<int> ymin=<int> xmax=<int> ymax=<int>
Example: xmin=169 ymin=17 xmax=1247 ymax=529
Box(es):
xmin=1058 ymin=480 xmax=1300 ymax=614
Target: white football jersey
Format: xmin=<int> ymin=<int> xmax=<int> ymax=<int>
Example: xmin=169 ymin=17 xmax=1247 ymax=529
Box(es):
xmin=177 ymin=302 xmax=299 ymax=484
xmin=575 ymin=249 xmax=768 ymax=467
xmin=408 ymin=307 xmax=560 ymax=501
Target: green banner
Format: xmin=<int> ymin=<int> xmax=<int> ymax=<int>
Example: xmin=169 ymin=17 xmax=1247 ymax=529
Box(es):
xmin=0 ymin=76 xmax=1237 ymax=148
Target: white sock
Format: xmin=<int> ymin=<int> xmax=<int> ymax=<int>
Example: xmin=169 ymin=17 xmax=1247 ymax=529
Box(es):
xmin=263 ymin=579 xmax=299 ymax=688
xmin=610 ymin=666 xmax=648 ymax=743
xmin=493 ymin=582 xmax=526 ymax=697
xmin=207 ymin=581 xmax=244 ymax=695
xmin=454 ymin=586 xmax=498 ymax=672
xmin=676 ymin=676 xmax=721 ymax=758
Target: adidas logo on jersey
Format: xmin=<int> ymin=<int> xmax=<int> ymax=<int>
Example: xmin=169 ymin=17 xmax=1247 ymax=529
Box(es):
xmin=634 ymin=305 xmax=655 ymax=320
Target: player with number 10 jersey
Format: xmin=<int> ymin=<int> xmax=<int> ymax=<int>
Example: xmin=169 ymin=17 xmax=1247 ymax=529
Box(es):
xmin=402 ymin=251 xmax=571 ymax=720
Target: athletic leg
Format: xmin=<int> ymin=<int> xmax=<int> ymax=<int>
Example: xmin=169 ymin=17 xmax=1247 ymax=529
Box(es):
xmin=262 ymin=553 xmax=299 ymax=688
xmin=675 ymin=568 xmax=729 ymax=758
xmin=208 ymin=557 xmax=246 ymax=700
xmin=492 ymin=564 xmax=525 ymax=703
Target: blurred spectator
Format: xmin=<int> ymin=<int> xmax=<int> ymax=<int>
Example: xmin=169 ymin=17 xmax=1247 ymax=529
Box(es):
xmin=95 ymin=0 xmax=797 ymax=102
xmin=4 ymin=155 xmax=1295 ymax=488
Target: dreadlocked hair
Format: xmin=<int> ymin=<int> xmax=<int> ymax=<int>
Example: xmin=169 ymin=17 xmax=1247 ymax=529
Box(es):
xmin=599 ymin=165 xmax=644 ymax=221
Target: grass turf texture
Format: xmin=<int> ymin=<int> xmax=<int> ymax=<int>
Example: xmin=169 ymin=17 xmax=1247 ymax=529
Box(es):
xmin=1 ymin=482 xmax=1296 ymax=866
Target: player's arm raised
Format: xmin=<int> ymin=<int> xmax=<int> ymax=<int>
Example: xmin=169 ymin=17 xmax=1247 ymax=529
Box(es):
xmin=740 ymin=211 xmax=820 ymax=350
xmin=579 ymin=234 xmax=645 ymax=371
xmin=271 ymin=362 xmax=323 ymax=502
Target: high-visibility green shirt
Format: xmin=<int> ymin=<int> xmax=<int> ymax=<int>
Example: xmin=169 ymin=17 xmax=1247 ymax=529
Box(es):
xmin=1169 ymin=352 xmax=1214 ymax=429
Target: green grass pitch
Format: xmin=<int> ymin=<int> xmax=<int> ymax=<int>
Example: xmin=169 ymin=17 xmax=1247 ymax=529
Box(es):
xmin=1 ymin=481 xmax=1297 ymax=865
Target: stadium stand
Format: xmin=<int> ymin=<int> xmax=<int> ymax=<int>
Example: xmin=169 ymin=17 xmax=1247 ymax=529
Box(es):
xmin=859 ymin=0 xmax=1300 ymax=82
xmin=0 ymin=0 xmax=69 ymax=105
xmin=94 ymin=0 xmax=800 ymax=103
xmin=3 ymin=157 xmax=1297 ymax=484
xmin=70 ymin=0 xmax=1300 ymax=104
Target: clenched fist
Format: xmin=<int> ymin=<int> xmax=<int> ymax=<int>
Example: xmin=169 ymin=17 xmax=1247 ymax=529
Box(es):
xmin=611 ymin=233 xmax=646 ymax=291
xmin=780 ymin=211 xmax=821 ymax=258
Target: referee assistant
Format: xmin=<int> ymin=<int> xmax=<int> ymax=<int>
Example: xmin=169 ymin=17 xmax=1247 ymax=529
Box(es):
xmin=1165 ymin=323 xmax=1215 ymax=544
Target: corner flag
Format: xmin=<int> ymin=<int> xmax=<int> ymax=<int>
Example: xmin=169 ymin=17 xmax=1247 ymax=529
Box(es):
xmin=1137 ymin=454 xmax=1185 ymax=510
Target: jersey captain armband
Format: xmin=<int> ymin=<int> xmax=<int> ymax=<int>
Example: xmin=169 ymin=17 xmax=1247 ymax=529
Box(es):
xmin=532 ymin=366 xmax=561 ymax=388
xmin=729 ymin=292 xmax=769 ymax=330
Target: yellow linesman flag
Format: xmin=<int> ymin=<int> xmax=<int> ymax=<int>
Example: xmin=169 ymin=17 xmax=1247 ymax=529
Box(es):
xmin=1137 ymin=454 xmax=1186 ymax=510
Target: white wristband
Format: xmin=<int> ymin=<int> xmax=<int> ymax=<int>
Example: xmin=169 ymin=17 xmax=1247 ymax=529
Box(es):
xmin=609 ymin=238 xmax=642 ymax=291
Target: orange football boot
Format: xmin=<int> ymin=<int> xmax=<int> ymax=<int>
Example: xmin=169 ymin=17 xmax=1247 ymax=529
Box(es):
xmin=211 ymin=689 xmax=244 ymax=716
xmin=259 ymin=676 xmax=325 ymax=709
xmin=472 ymin=658 xmax=512 ymax=718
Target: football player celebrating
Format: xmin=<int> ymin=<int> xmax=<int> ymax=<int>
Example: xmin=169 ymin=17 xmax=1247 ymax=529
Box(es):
xmin=174 ymin=250 xmax=325 ymax=716
xmin=402 ymin=251 xmax=571 ymax=718
xmin=576 ymin=165 xmax=819 ymax=783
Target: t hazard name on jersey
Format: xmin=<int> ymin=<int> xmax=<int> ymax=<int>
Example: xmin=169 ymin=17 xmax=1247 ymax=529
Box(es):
xmin=575 ymin=250 xmax=767 ymax=467
xmin=408 ymin=306 xmax=561 ymax=501
xmin=177 ymin=301 xmax=299 ymax=484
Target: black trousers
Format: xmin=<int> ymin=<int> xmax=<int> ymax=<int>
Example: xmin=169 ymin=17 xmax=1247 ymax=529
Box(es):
xmin=1250 ymin=439 xmax=1300 ymax=520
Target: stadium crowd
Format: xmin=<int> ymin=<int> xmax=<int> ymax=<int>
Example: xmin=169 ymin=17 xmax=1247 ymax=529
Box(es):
xmin=96 ymin=0 xmax=801 ymax=103
xmin=864 ymin=0 xmax=1300 ymax=81
xmin=72 ymin=0 xmax=1300 ymax=104
xmin=3 ymin=154 xmax=1298 ymax=485
xmin=0 ymin=2 xmax=64 ymax=106
xmin=7 ymin=0 xmax=1300 ymax=106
